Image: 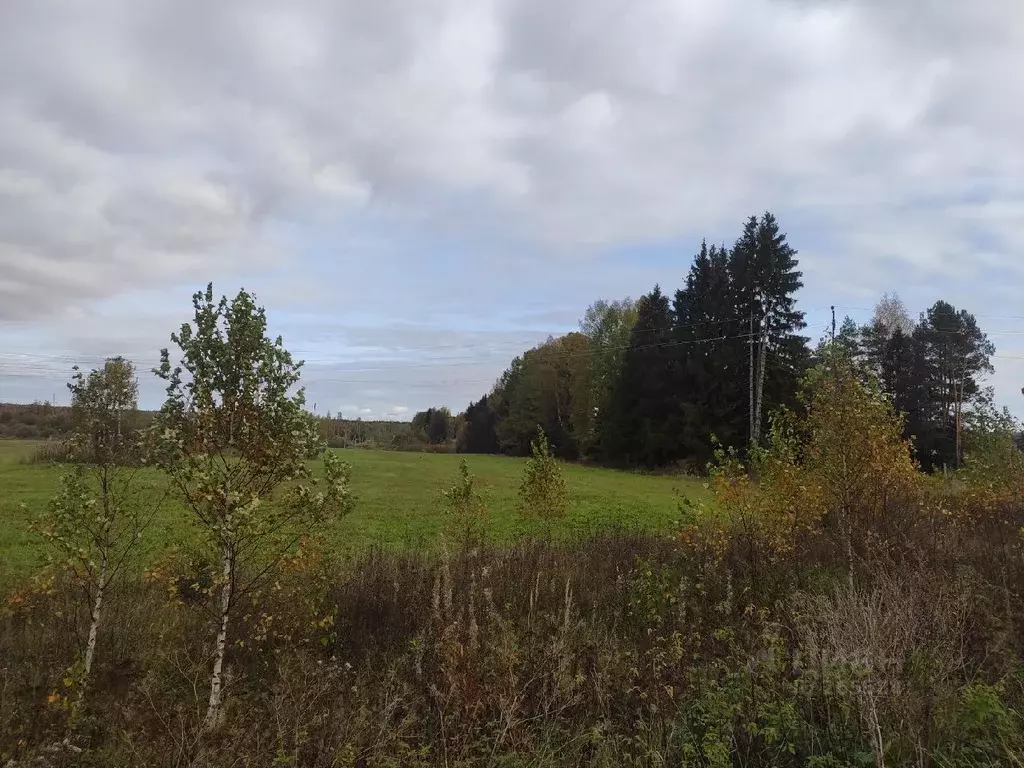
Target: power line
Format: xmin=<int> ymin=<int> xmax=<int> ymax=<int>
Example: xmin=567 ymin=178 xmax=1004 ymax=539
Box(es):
xmin=0 ymin=304 xmax=841 ymax=370
xmin=0 ymin=325 xmax=834 ymax=385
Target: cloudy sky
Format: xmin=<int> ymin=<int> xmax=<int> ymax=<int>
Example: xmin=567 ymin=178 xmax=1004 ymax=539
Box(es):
xmin=2 ymin=0 xmax=1023 ymax=419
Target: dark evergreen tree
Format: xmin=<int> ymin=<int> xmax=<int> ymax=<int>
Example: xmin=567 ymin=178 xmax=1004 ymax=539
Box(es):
xmin=859 ymin=298 xmax=994 ymax=471
xmin=457 ymin=395 xmax=500 ymax=454
xmin=860 ymin=295 xmax=914 ymax=384
xmin=727 ymin=212 xmax=808 ymax=447
xmin=811 ymin=315 xmax=864 ymax=375
xmin=427 ymin=407 xmax=452 ymax=445
xmin=835 ymin=316 xmax=862 ymax=361
xmin=599 ymin=286 xmax=680 ymax=467
xmin=673 ymin=241 xmax=742 ymax=465
xmin=878 ymin=328 xmax=924 ymax=422
xmin=490 ymin=356 xmax=528 ymax=455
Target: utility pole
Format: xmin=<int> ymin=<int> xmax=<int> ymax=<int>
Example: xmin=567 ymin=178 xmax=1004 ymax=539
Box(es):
xmin=831 ymin=305 xmax=836 ymax=343
xmin=748 ymin=306 xmax=755 ymax=447
xmin=752 ymin=294 xmax=772 ymax=446
xmin=954 ymin=379 xmax=959 ymax=470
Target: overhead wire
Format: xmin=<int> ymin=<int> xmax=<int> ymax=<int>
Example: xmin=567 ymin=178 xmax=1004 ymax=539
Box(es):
xmin=0 ymin=324 xmax=835 ymax=388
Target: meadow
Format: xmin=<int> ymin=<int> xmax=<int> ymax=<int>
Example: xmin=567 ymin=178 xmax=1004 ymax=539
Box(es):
xmin=6 ymin=361 xmax=1024 ymax=765
xmin=0 ymin=439 xmax=704 ymax=587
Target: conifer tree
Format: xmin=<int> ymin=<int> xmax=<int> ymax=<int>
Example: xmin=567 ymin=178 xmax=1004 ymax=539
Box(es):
xmin=457 ymin=395 xmax=500 ymax=454
xmin=728 ymin=212 xmax=808 ymax=448
xmin=673 ymin=241 xmax=741 ymax=464
xmin=914 ymin=300 xmax=995 ymax=469
xmin=599 ymin=286 xmax=679 ymax=467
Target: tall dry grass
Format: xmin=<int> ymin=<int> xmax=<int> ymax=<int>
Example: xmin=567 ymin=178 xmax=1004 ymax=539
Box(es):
xmin=3 ymin=490 xmax=1024 ymax=768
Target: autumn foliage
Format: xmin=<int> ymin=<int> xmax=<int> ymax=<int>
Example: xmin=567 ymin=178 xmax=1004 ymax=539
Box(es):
xmin=5 ymin=342 xmax=1024 ymax=766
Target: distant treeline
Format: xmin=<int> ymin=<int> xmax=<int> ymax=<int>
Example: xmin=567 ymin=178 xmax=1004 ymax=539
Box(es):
xmin=314 ymin=413 xmax=419 ymax=450
xmin=0 ymin=402 xmax=424 ymax=452
xmin=450 ymin=211 xmax=1006 ymax=472
xmin=0 ymin=402 xmax=82 ymax=440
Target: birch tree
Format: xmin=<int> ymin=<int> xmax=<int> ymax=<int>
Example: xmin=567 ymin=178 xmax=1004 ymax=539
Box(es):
xmin=31 ymin=357 xmax=151 ymax=725
xmin=151 ymin=284 xmax=355 ymax=732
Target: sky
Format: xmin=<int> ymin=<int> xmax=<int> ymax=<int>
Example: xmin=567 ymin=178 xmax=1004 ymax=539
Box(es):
xmin=2 ymin=0 xmax=1024 ymax=420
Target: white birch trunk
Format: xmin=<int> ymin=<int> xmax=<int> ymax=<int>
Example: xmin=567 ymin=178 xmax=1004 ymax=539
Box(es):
xmin=74 ymin=555 xmax=107 ymax=716
xmin=83 ymin=563 xmax=106 ymax=680
xmin=204 ymin=545 xmax=233 ymax=731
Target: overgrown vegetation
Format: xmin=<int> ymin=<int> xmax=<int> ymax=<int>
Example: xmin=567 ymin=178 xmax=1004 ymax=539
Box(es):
xmin=4 ymin=327 xmax=1024 ymax=765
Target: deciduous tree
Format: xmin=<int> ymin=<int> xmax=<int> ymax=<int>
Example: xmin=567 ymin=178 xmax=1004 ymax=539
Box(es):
xmin=151 ymin=284 xmax=355 ymax=731
xmin=30 ymin=358 xmax=155 ymax=724
xmin=578 ymin=298 xmax=637 ymax=456
xmin=517 ymin=428 xmax=569 ymax=534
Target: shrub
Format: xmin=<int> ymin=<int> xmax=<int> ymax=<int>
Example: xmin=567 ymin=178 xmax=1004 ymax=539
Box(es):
xmin=439 ymin=459 xmax=488 ymax=545
xmin=517 ymin=428 xmax=569 ymax=534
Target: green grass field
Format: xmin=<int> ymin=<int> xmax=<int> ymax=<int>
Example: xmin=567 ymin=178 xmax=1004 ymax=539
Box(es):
xmin=0 ymin=439 xmax=706 ymax=588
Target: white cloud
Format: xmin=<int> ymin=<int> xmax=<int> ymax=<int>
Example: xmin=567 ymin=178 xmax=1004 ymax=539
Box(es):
xmin=2 ymin=0 xmax=1024 ymax=414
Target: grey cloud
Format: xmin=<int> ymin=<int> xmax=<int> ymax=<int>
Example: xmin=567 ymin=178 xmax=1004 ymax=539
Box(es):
xmin=4 ymin=0 xmax=1021 ymax=295
xmin=3 ymin=0 xmax=1024 ymax=412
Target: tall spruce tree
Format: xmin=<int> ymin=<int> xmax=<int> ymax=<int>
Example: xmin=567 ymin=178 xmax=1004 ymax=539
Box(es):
xmin=861 ymin=293 xmax=915 ymax=381
xmin=457 ymin=394 xmax=500 ymax=454
xmin=728 ymin=212 xmax=808 ymax=448
xmin=673 ymin=241 xmax=741 ymax=464
xmin=882 ymin=327 xmax=931 ymax=459
xmin=599 ymin=286 xmax=679 ymax=467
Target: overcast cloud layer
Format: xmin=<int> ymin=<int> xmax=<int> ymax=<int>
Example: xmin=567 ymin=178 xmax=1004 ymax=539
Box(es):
xmin=2 ymin=0 xmax=1024 ymax=418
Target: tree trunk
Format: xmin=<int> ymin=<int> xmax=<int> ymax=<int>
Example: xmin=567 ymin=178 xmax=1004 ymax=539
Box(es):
xmin=204 ymin=545 xmax=234 ymax=731
xmin=75 ymin=555 xmax=107 ymax=716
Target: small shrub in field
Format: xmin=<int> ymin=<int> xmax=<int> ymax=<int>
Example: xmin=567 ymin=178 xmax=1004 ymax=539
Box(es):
xmin=439 ymin=459 xmax=488 ymax=545
xmin=517 ymin=428 xmax=568 ymax=532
